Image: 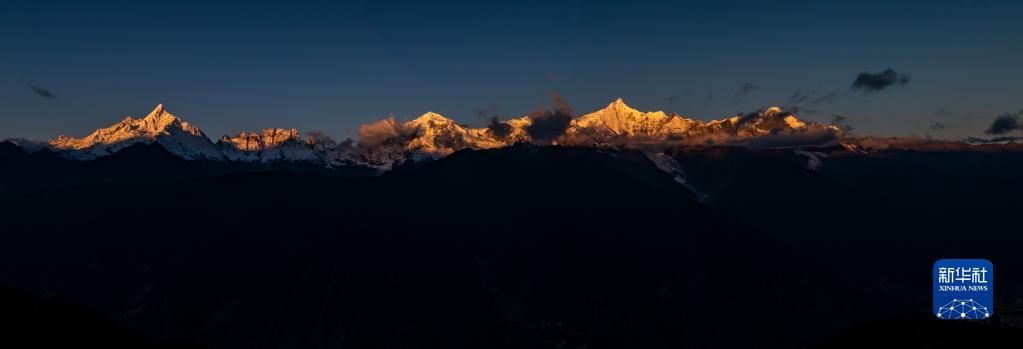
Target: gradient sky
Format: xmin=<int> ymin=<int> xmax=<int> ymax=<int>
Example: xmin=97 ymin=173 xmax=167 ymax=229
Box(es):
xmin=2 ymin=0 xmax=1022 ymax=142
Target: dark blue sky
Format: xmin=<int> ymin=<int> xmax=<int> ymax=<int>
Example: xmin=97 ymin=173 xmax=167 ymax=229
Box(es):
xmin=3 ymin=0 xmax=1021 ymax=141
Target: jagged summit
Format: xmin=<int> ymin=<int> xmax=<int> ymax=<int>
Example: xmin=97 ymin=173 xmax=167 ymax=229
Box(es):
xmin=607 ymin=98 xmax=637 ymax=111
xmin=219 ymin=128 xmax=303 ymax=150
xmin=598 ymin=98 xmax=647 ymax=118
xmin=48 ymin=104 xmax=219 ymax=160
xmin=568 ymin=98 xmax=690 ymax=138
xmin=147 ymin=103 xmax=166 ymax=117
xmin=218 ymin=128 xmax=318 ymax=162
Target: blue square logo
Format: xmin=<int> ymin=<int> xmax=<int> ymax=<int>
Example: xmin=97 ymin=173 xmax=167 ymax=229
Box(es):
xmin=933 ymin=259 xmax=993 ymax=320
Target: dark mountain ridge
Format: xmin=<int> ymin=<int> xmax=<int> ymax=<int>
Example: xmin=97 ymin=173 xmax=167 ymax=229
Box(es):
xmin=2 ymin=142 xmax=1023 ymax=348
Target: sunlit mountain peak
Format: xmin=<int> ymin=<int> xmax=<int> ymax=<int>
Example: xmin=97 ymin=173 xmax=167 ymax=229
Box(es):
xmin=411 ymin=111 xmax=453 ymax=124
xmin=605 ymin=98 xmax=642 ymax=114
xmin=217 ymin=128 xmax=318 ymax=162
xmin=48 ymin=104 xmax=219 ymax=160
xmin=145 ymin=103 xmax=167 ymax=118
xmin=219 ymin=128 xmax=303 ymax=151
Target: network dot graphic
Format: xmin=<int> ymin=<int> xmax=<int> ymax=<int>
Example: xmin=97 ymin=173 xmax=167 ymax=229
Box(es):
xmin=935 ymin=299 xmax=990 ymax=320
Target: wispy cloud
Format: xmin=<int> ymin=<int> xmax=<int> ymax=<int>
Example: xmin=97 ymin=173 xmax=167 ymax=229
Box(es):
xmin=29 ymin=84 xmax=55 ymax=98
xmin=851 ymin=69 xmax=910 ymax=93
xmin=830 ymin=114 xmax=854 ymax=132
xmin=731 ymin=82 xmax=758 ymax=104
xmin=810 ymin=90 xmax=839 ymax=104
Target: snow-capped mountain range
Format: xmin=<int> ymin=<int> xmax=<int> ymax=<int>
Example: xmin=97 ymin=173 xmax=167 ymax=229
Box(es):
xmin=38 ymin=99 xmax=839 ymax=169
xmin=48 ymin=104 xmax=222 ymax=160
xmin=218 ymin=128 xmax=320 ymax=163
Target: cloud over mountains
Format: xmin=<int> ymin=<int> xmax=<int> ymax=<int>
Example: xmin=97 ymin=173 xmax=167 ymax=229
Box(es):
xmin=851 ymin=69 xmax=910 ymax=92
xmin=985 ymin=112 xmax=1022 ymax=135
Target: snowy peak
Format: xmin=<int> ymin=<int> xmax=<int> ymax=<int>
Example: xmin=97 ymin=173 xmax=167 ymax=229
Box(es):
xmin=347 ymin=111 xmax=531 ymax=168
xmin=406 ymin=112 xmax=466 ymax=141
xmin=409 ymin=112 xmax=454 ymax=126
xmin=218 ymin=128 xmax=318 ymax=163
xmin=568 ymin=98 xmax=691 ymax=138
xmin=219 ymin=128 xmax=303 ymax=151
xmin=402 ymin=112 xmax=506 ymax=156
xmin=760 ymin=106 xmax=802 ymax=128
xmin=139 ymin=103 xmax=205 ymax=137
xmin=48 ymin=104 xmax=221 ymax=160
xmin=732 ymin=106 xmax=809 ymax=136
xmin=489 ymin=116 xmax=532 ymax=142
xmin=607 ymin=98 xmax=640 ymax=114
xmin=50 ymin=104 xmax=193 ymax=150
xmin=145 ymin=103 xmax=168 ymax=120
